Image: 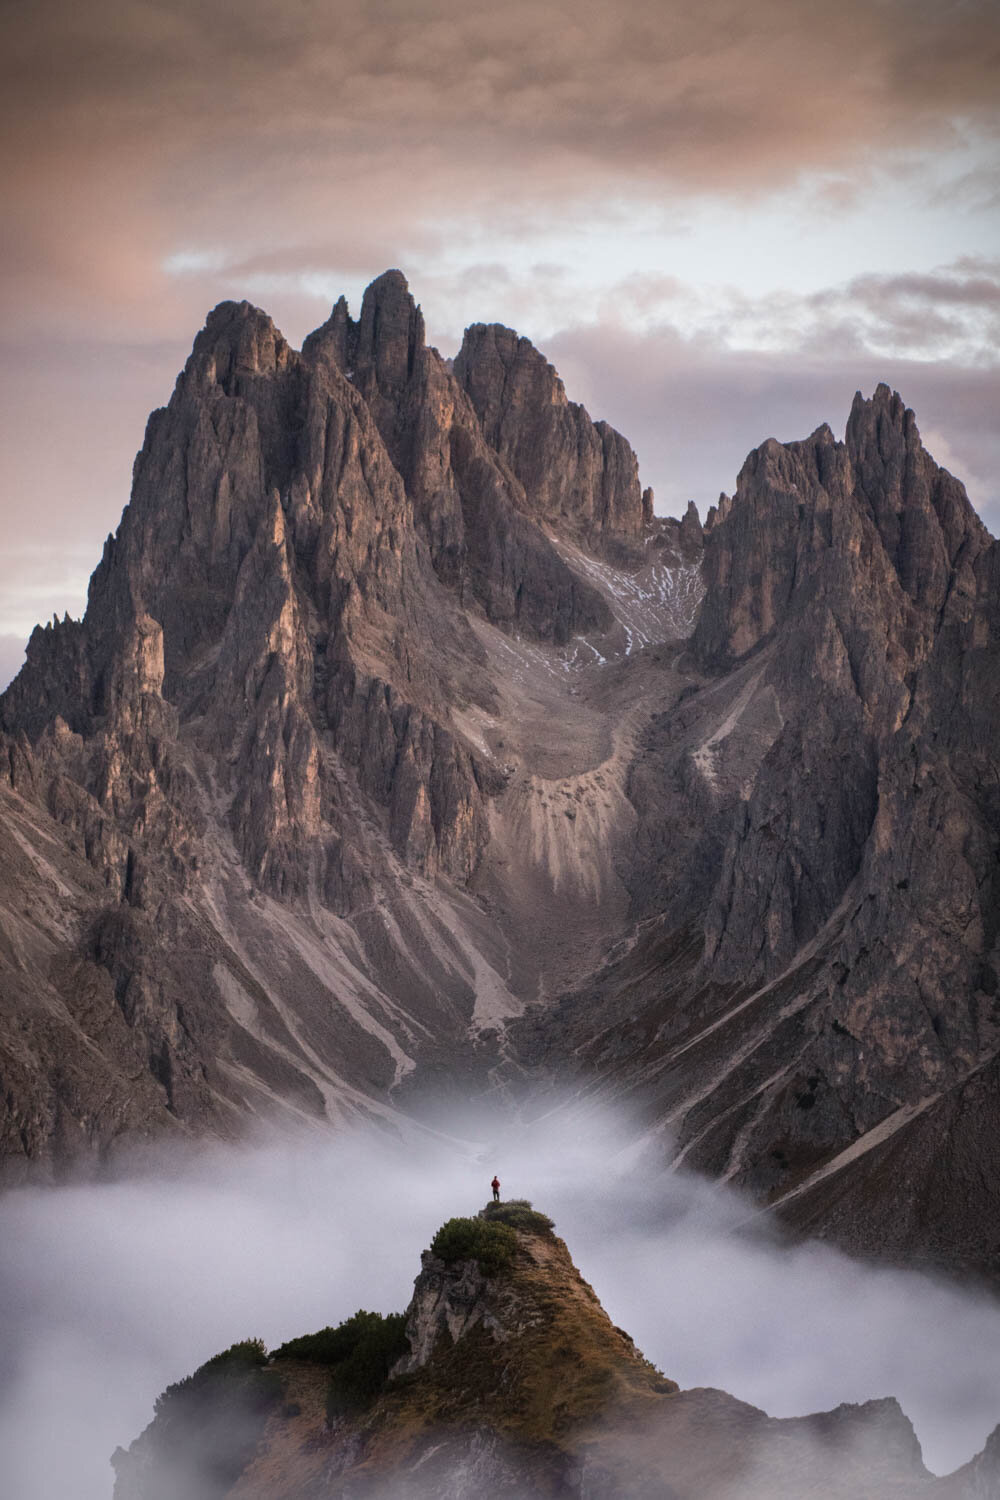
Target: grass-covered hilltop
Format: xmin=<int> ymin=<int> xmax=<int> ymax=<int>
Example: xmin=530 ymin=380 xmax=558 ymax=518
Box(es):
xmin=112 ymin=1202 xmax=1000 ymax=1499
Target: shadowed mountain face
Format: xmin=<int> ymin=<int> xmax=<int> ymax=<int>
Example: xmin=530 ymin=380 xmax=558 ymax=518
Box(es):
xmin=110 ymin=1207 xmax=1000 ymax=1499
xmin=1 ymin=271 xmax=998 ymax=1278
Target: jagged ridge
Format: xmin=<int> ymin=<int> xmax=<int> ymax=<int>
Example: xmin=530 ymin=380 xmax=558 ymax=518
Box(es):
xmin=111 ymin=1205 xmax=1000 ymax=1498
xmin=1 ymin=275 xmax=999 ymax=1291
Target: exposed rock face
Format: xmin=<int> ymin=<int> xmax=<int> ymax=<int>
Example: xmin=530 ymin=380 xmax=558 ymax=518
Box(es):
xmin=111 ymin=1209 xmax=992 ymax=1499
xmin=306 ymin=270 xmax=613 ymax=643
xmin=454 ymin=322 xmax=651 ymax=541
xmin=521 ymin=385 xmax=1000 ymax=1268
xmin=0 ymin=272 xmax=668 ymax=1180
xmin=1 ymin=273 xmax=998 ymax=1288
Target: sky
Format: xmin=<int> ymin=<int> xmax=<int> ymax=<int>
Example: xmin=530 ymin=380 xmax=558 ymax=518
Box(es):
xmin=3 ymin=1106 xmax=1000 ymax=1497
xmin=1 ymin=0 xmax=998 ymax=690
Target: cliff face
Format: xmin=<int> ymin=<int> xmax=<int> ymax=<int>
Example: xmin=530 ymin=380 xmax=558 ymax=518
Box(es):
xmin=111 ymin=1208 xmax=998 ymax=1499
xmin=1 ymin=271 xmax=998 ymax=1283
xmin=0 ymin=284 xmax=501 ymax=1160
xmin=522 ymin=385 xmax=1000 ymax=1269
xmin=454 ymin=321 xmax=652 ymax=541
xmin=305 ymin=270 xmax=621 ymax=642
xmin=0 ymin=271 xmax=670 ymax=1176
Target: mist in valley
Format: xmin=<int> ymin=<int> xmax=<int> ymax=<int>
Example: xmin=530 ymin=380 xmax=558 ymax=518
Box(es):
xmin=2 ymin=1100 xmax=998 ymax=1498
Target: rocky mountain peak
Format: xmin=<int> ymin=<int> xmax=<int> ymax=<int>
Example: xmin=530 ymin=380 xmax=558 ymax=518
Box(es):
xmin=355 ymin=267 xmax=427 ymax=391
xmin=303 ymin=270 xmax=427 ymax=394
xmin=454 ymin=319 xmax=647 ymax=541
xmin=845 ymin=382 xmax=987 ymax=610
xmin=110 ymin=1202 xmax=992 ymax=1499
xmin=693 ymin=385 xmax=989 ymax=670
xmin=300 ymin=293 xmax=353 ymax=371
xmin=456 ymin=321 xmax=571 ymax=413
xmin=189 ymin=299 xmax=291 ymax=390
xmin=679 ymin=497 xmax=703 ymax=550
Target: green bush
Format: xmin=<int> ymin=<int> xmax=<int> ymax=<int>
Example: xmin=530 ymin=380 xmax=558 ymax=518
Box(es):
xmin=148 ymin=1338 xmax=283 ymax=1496
xmin=273 ymin=1311 xmax=410 ymax=1423
xmin=481 ymin=1199 xmax=554 ymax=1235
xmin=430 ymin=1216 xmax=518 ymax=1276
xmin=326 ymin=1311 xmax=411 ymax=1419
xmin=273 ymin=1319 xmax=379 ymax=1366
xmin=154 ymin=1337 xmax=276 ymax=1413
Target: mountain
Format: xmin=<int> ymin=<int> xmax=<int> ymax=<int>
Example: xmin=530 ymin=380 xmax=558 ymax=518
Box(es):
xmin=1 ymin=270 xmax=998 ymax=1280
xmin=110 ymin=1202 xmax=1000 ymax=1498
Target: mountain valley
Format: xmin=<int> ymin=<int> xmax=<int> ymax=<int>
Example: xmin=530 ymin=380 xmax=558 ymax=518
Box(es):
xmin=2 ymin=270 xmax=998 ymax=1284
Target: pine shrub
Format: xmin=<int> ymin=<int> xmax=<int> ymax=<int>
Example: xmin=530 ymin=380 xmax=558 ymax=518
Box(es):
xmin=273 ymin=1312 xmax=410 ymax=1422
xmin=481 ymin=1199 xmax=555 ymax=1234
xmin=148 ymin=1338 xmax=283 ymax=1496
xmin=431 ymin=1216 xmax=518 ymax=1276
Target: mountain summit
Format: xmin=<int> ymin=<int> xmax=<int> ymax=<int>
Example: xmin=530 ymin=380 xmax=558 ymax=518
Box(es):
xmin=111 ymin=1202 xmax=1000 ymax=1498
xmin=1 ymin=273 xmax=998 ymax=1281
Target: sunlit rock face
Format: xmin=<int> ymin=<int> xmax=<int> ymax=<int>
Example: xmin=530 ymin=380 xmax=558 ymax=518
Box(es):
xmin=111 ymin=1210 xmax=992 ymax=1499
xmin=305 ymin=269 xmax=617 ymax=641
xmin=1 ymin=272 xmax=999 ymax=1285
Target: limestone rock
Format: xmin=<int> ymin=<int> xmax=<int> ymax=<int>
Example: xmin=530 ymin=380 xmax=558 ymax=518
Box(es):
xmin=306 ymin=270 xmax=611 ymax=643
xmin=111 ymin=1209 xmax=980 ymax=1499
xmin=454 ymin=322 xmax=648 ymax=542
xmin=2 ymin=271 xmax=1000 ymax=1290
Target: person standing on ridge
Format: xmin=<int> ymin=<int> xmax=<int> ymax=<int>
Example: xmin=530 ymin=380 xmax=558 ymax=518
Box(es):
xmin=491 ymin=1175 xmax=500 ymax=1203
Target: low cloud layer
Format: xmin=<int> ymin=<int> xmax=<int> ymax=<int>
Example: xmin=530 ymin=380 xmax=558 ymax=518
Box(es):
xmin=2 ymin=1106 xmax=999 ymax=1498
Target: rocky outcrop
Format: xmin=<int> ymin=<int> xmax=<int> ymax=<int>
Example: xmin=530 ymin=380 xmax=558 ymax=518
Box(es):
xmin=454 ymin=322 xmax=651 ymax=541
xmin=306 ymin=270 xmax=612 ymax=643
xmin=111 ymin=1207 xmax=990 ymax=1499
xmin=2 ymin=268 xmax=999 ymax=1291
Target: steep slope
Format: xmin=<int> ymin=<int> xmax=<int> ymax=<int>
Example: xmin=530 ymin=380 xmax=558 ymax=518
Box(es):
xmin=521 ymin=388 xmax=1000 ymax=1274
xmin=1 ymin=272 xmax=998 ymax=1284
xmin=111 ymin=1205 xmax=999 ymax=1499
xmin=0 ymin=272 xmax=675 ymax=1175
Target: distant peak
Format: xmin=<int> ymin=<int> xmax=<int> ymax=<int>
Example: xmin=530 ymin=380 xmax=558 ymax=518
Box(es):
xmin=846 ymin=385 xmax=916 ymax=457
xmin=356 ymin=267 xmax=425 ymax=387
xmin=190 ymin=299 xmax=289 ymax=385
xmin=198 ymin=299 xmax=278 ymax=339
xmin=849 ymin=383 xmax=907 ymax=422
xmin=367 ymin=268 xmax=410 ymax=296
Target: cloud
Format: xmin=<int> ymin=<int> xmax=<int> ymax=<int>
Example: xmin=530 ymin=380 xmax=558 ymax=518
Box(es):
xmin=6 ymin=1 xmax=999 ymax=182
xmin=1 ymin=0 xmax=998 ymax=343
xmin=540 ymin=263 xmax=1000 ymax=532
xmin=1 ymin=1107 xmax=999 ymax=1497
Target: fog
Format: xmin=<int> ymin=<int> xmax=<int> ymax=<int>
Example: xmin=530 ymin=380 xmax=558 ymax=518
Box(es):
xmin=2 ymin=1102 xmax=998 ymax=1498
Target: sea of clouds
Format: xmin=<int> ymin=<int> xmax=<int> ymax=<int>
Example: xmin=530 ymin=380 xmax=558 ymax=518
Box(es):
xmin=1 ymin=1098 xmax=998 ymax=1498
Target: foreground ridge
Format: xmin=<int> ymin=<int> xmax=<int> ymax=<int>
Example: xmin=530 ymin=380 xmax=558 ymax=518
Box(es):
xmin=111 ymin=1202 xmax=1000 ymax=1499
